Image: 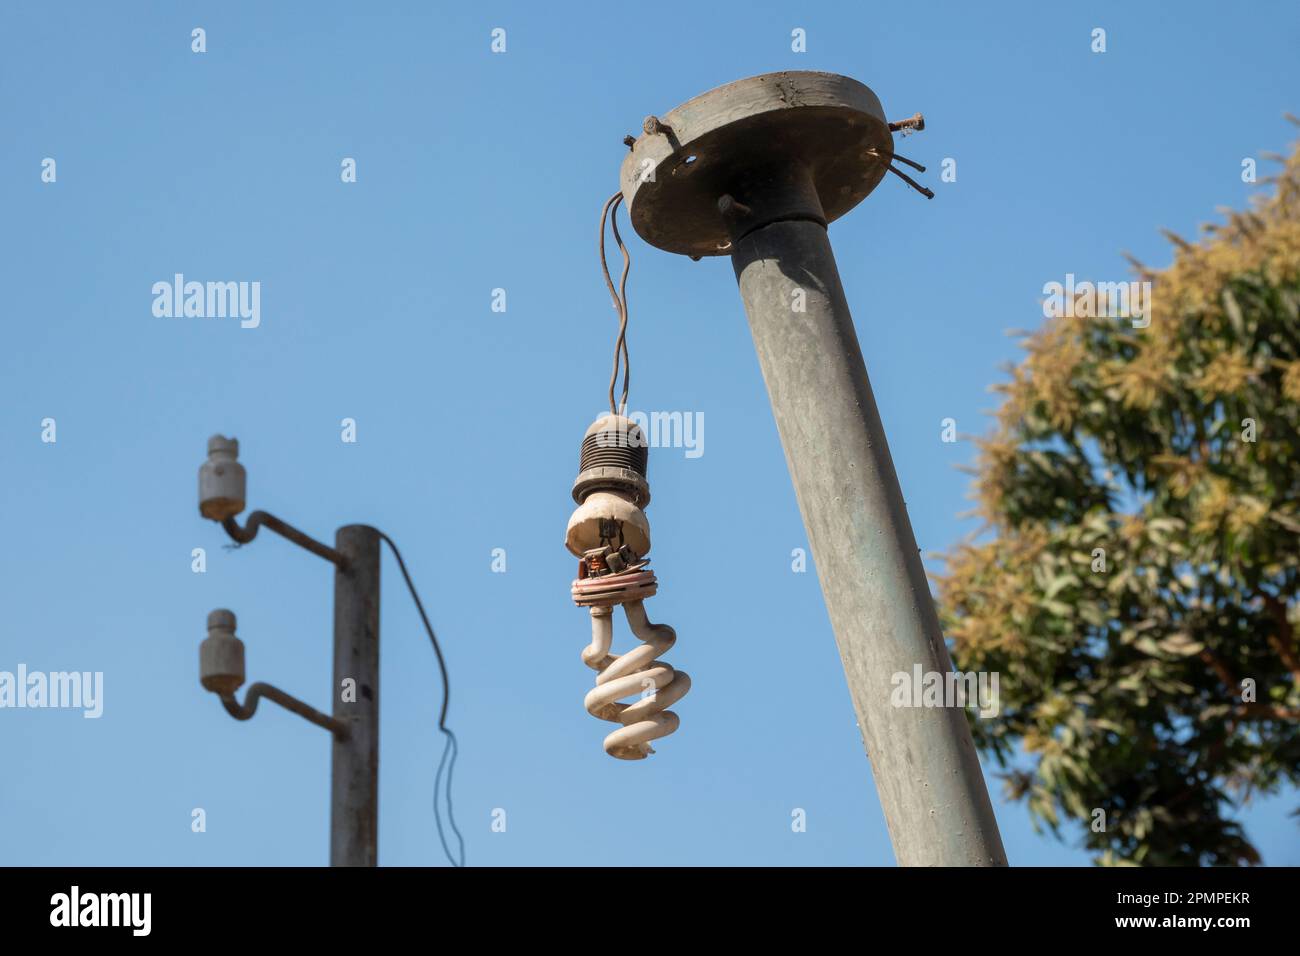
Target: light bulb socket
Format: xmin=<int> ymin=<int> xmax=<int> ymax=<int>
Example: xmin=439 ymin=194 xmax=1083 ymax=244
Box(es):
xmin=571 ymin=414 xmax=651 ymax=507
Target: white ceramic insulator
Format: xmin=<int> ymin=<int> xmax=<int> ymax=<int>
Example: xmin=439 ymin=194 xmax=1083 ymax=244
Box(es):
xmin=199 ymin=434 xmax=247 ymax=520
xmin=200 ymin=608 xmax=246 ymax=695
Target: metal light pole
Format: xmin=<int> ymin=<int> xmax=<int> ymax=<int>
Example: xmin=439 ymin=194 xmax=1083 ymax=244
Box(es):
xmin=197 ymin=435 xmax=380 ymax=866
xmin=619 ymin=72 xmax=1007 ymax=866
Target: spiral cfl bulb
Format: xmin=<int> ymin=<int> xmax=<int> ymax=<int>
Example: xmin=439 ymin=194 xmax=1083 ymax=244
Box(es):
xmin=566 ymin=414 xmax=690 ymax=759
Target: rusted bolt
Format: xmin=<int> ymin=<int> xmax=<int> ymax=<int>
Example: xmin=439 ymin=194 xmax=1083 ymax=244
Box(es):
xmin=888 ymin=112 xmax=925 ymax=134
xmin=643 ymin=115 xmax=670 ymax=136
xmin=623 ymin=135 xmax=636 ymax=149
xmin=717 ymin=194 xmax=752 ymax=218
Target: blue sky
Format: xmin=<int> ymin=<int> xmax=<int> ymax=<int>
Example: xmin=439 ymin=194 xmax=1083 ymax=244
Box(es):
xmin=1 ymin=0 xmax=1297 ymax=866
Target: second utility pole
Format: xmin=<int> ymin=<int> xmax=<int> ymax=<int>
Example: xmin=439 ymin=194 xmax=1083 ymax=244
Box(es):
xmin=619 ymin=72 xmax=1007 ymax=866
xmin=199 ymin=434 xmax=383 ymax=866
xmin=331 ymin=525 xmax=381 ymax=867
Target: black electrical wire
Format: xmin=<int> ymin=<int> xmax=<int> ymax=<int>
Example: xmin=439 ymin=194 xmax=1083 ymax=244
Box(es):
xmin=378 ymin=531 xmax=465 ymax=868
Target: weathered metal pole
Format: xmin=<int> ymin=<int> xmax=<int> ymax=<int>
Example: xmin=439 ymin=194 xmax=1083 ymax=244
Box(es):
xmin=728 ymin=209 xmax=1007 ymax=867
xmin=620 ymin=72 xmax=1007 ymax=866
xmin=330 ymin=524 xmax=381 ymax=866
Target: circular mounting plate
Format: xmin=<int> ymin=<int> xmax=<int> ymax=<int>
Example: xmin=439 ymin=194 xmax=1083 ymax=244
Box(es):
xmin=619 ymin=71 xmax=892 ymax=258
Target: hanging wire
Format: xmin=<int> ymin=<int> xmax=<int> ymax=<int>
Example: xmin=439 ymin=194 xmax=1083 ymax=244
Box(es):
xmin=599 ymin=191 xmax=632 ymax=414
xmin=378 ymin=531 xmax=466 ymax=868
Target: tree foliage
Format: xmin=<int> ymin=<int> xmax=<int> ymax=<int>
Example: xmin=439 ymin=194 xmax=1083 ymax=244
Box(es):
xmin=937 ymin=133 xmax=1300 ymax=865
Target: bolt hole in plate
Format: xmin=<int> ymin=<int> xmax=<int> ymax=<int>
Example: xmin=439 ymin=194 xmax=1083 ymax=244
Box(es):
xmin=671 ymin=154 xmax=700 ymax=178
xmin=620 ymin=71 xmax=893 ymax=258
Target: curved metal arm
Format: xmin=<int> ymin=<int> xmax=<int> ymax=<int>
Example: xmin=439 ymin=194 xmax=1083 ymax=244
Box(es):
xmin=219 ymin=682 xmax=348 ymax=739
xmin=222 ymin=511 xmax=347 ymax=568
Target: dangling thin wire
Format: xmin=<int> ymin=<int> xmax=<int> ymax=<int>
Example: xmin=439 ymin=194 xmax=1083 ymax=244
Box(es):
xmin=599 ymin=192 xmax=632 ymax=415
xmin=377 ymin=531 xmax=465 ymax=868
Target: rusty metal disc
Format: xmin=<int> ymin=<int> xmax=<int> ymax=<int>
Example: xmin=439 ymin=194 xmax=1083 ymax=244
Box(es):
xmin=619 ymin=71 xmax=892 ymax=258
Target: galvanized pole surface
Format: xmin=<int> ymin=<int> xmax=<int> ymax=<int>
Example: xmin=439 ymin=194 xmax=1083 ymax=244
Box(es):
xmin=330 ymin=524 xmax=381 ymax=866
xmin=729 ymin=215 xmax=1007 ymax=866
xmin=620 ymin=72 xmax=1007 ymax=866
